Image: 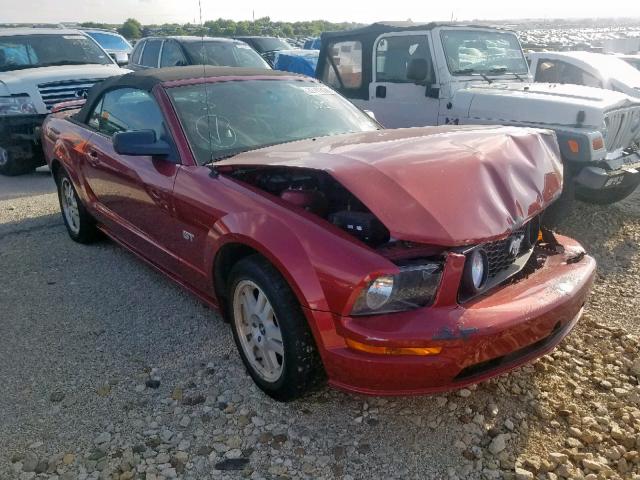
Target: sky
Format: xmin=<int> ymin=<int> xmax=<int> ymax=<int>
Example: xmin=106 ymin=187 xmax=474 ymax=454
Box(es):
xmin=1 ymin=0 xmax=640 ymax=25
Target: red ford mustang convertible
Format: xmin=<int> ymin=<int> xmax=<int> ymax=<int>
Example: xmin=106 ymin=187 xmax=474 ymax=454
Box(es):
xmin=42 ymin=67 xmax=596 ymax=400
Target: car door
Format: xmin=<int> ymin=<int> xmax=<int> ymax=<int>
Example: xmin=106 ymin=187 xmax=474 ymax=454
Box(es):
xmin=81 ymin=87 xmax=182 ymax=272
xmin=160 ymin=39 xmax=188 ymax=67
xmin=138 ymin=38 xmax=162 ymax=69
xmin=366 ymin=32 xmax=440 ymax=128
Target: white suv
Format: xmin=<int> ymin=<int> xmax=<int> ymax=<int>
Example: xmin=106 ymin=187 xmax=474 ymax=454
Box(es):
xmin=0 ymin=28 xmax=129 ymax=175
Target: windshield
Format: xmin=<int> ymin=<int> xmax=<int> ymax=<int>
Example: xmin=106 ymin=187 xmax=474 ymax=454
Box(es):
xmin=0 ymin=34 xmax=112 ymax=72
xmin=440 ymin=30 xmax=529 ymax=76
xmin=183 ymin=41 xmax=270 ymax=69
xmin=247 ymin=37 xmax=292 ymax=53
xmin=168 ymin=79 xmax=379 ymax=164
xmin=85 ymin=31 xmax=131 ymax=51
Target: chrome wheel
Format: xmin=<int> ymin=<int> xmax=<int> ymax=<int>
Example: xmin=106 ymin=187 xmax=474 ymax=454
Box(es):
xmin=60 ymin=178 xmax=80 ymax=235
xmin=232 ymin=280 xmax=284 ymax=382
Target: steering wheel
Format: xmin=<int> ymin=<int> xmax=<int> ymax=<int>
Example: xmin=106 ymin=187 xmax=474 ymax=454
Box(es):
xmin=195 ymin=114 xmax=237 ymax=149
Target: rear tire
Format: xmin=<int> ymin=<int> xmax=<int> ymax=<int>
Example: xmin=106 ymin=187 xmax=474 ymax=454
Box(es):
xmin=575 ymin=183 xmax=639 ymax=205
xmin=55 ymin=168 xmax=99 ymax=243
xmin=228 ymin=255 xmax=324 ymax=401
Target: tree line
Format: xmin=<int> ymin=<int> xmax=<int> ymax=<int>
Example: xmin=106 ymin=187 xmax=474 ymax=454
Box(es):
xmin=80 ymin=17 xmax=362 ymax=40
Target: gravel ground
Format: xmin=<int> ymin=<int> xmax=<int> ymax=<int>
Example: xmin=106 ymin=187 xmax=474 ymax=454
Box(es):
xmin=1 ymin=170 xmax=639 ymax=480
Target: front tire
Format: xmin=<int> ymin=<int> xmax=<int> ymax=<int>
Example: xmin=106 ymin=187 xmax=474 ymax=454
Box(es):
xmin=0 ymin=146 xmax=38 ymax=176
xmin=55 ymin=168 xmax=99 ymax=243
xmin=576 ymin=183 xmax=639 ymax=205
xmin=228 ymin=255 xmax=324 ymax=401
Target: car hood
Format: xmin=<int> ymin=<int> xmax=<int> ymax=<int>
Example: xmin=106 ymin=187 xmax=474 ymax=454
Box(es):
xmin=217 ymin=126 xmax=563 ymax=246
xmin=454 ymin=81 xmax=640 ymax=128
xmin=0 ymin=64 xmax=129 ymax=92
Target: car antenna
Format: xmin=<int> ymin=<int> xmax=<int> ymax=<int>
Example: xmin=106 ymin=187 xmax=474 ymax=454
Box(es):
xmin=197 ymin=0 xmax=218 ymax=176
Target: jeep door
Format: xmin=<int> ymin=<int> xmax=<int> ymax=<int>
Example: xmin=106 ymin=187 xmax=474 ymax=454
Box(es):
xmin=367 ymin=32 xmax=440 ymax=128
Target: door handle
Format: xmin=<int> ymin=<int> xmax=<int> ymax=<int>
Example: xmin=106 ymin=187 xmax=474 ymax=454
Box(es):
xmin=87 ymin=150 xmax=99 ymax=166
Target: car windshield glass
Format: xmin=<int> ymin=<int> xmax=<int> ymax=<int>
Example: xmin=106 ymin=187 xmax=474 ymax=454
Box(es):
xmin=0 ymin=34 xmax=112 ymax=72
xmin=440 ymin=30 xmax=529 ymax=76
xmin=250 ymin=37 xmax=292 ymax=53
xmin=183 ymin=41 xmax=270 ymax=68
xmin=86 ymin=31 xmax=131 ymax=51
xmin=168 ymin=79 xmax=379 ymax=164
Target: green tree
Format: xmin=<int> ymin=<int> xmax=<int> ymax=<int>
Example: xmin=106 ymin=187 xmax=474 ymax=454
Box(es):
xmin=118 ymin=18 xmax=142 ymax=39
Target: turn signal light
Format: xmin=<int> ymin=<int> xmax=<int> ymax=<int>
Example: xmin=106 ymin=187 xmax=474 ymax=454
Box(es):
xmin=592 ymin=137 xmax=604 ymax=150
xmin=345 ymin=338 xmax=442 ymax=356
xmin=568 ymin=140 xmax=579 ymax=153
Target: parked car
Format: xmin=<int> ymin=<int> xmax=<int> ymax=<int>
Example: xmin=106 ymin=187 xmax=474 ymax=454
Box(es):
xmin=82 ymin=28 xmax=132 ymax=66
xmin=528 ymin=51 xmax=640 ymax=99
xmin=0 ymin=27 xmax=128 ymax=176
xmin=41 ymin=66 xmax=595 ymax=400
xmin=128 ymin=36 xmax=271 ymax=70
xmin=316 ymin=22 xmax=640 ymax=205
xmin=234 ymin=36 xmax=293 ymax=65
xmin=614 ymin=53 xmax=640 ymax=71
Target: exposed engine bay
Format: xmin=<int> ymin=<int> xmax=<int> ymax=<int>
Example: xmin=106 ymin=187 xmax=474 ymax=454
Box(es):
xmin=224 ymin=166 xmax=391 ymax=246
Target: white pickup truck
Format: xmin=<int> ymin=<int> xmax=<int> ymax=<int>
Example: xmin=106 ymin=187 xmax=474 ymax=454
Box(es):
xmin=316 ymin=22 xmax=640 ymax=204
xmin=0 ymin=28 xmax=129 ymax=175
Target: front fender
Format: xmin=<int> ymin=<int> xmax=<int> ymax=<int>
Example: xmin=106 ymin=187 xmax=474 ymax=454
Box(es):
xmin=207 ymin=211 xmax=330 ymax=312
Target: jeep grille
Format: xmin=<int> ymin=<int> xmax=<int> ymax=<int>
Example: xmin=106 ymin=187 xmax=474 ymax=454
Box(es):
xmin=603 ymin=108 xmax=640 ymax=152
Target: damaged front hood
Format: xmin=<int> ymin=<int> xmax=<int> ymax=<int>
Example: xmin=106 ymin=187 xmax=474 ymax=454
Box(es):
xmin=217 ymin=126 xmax=563 ymax=246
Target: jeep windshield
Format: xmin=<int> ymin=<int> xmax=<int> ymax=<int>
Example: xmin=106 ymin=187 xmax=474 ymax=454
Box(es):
xmin=441 ymin=30 xmax=529 ymax=77
xmin=168 ymin=79 xmax=379 ymax=164
xmin=0 ymin=34 xmax=112 ymax=72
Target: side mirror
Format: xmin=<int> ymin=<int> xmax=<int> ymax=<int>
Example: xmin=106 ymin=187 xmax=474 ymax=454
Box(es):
xmin=113 ymin=130 xmax=171 ymax=157
xmin=407 ymin=58 xmax=429 ymax=84
xmin=363 ymin=109 xmax=377 ymax=120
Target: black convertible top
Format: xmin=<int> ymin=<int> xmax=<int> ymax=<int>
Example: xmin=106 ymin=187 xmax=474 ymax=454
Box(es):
xmin=75 ymin=66 xmax=294 ymax=124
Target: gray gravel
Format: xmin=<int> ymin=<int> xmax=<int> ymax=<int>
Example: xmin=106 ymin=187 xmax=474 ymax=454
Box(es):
xmin=1 ymin=171 xmax=639 ymax=480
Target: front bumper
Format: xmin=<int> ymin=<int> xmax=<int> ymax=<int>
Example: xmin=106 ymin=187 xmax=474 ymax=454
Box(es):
xmin=573 ymin=149 xmax=640 ymax=190
xmin=306 ymin=234 xmax=596 ymax=396
xmin=0 ymin=114 xmax=47 ymax=166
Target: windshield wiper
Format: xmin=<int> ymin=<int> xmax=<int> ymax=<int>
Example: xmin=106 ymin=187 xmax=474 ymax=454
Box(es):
xmin=488 ymin=68 xmax=525 ymax=82
xmin=0 ymin=64 xmax=38 ymax=72
xmin=453 ymin=68 xmax=493 ymax=84
xmin=40 ymin=61 xmax=105 ymax=67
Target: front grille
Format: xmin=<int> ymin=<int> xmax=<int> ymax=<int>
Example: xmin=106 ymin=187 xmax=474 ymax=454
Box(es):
xmin=37 ymin=78 xmax=104 ymax=111
xmin=483 ymin=226 xmax=527 ymax=278
xmin=603 ymin=108 xmax=640 ymax=152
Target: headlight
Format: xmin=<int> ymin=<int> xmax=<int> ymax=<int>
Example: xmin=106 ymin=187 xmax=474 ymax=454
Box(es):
xmin=351 ymin=263 xmax=442 ymax=316
xmin=462 ymin=248 xmax=488 ymax=293
xmin=0 ymin=95 xmax=38 ymax=116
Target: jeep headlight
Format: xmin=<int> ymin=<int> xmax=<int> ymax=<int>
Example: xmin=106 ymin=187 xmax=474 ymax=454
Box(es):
xmin=0 ymin=95 xmax=38 ymax=116
xmin=351 ymin=263 xmax=443 ymax=316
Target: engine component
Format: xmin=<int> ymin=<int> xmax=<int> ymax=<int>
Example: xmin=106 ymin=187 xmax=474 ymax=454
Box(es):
xmin=280 ymin=189 xmax=328 ymax=216
xmin=329 ymin=210 xmax=389 ymax=245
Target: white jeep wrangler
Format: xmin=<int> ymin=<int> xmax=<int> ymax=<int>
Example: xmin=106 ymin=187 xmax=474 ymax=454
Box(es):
xmin=0 ymin=28 xmax=129 ymax=176
xmin=317 ymin=22 xmax=640 ymax=204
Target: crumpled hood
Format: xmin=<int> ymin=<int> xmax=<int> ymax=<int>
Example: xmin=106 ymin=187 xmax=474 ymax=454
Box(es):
xmin=454 ymin=82 xmax=640 ymax=128
xmin=218 ymin=126 xmax=563 ymax=246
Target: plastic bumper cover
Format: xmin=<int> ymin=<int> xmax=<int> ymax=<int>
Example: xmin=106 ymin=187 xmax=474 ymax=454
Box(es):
xmin=307 ymin=234 xmax=596 ymax=396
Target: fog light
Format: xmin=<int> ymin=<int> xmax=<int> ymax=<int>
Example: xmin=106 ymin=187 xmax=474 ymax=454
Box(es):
xmin=462 ymin=248 xmax=488 ymax=293
xmin=345 ymin=338 xmax=442 ymax=356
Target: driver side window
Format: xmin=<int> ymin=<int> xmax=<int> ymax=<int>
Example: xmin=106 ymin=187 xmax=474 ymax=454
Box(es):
xmin=88 ymin=88 xmax=166 ymax=140
xmin=376 ymin=35 xmax=432 ymax=83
